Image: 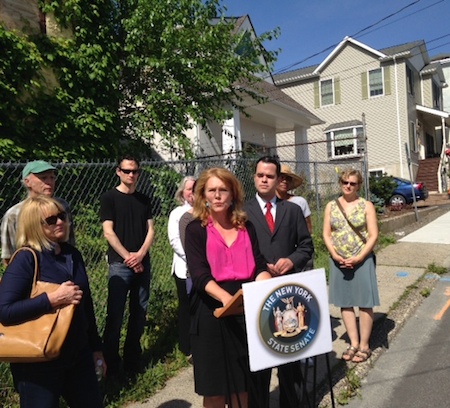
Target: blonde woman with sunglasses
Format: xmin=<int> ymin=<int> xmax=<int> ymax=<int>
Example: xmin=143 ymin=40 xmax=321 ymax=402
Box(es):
xmin=323 ymin=169 xmax=379 ymax=364
xmin=0 ymin=196 xmax=104 ymax=407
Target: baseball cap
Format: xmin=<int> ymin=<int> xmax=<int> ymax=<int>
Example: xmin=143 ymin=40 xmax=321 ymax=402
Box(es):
xmin=22 ymin=161 xmax=57 ymax=180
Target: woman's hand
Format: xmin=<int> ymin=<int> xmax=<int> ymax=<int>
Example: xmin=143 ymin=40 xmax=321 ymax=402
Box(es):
xmin=332 ymin=254 xmax=346 ymax=265
xmin=341 ymin=255 xmax=362 ymax=269
xmin=47 ymin=281 xmax=83 ymax=308
xmin=220 ymin=292 xmax=234 ymax=307
xmin=256 ymin=271 xmax=272 ymax=281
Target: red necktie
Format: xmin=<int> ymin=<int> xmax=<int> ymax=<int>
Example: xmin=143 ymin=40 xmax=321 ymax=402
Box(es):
xmin=265 ymin=202 xmax=275 ymax=233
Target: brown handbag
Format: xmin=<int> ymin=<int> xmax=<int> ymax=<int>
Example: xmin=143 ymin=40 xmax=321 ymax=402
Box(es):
xmin=0 ymin=247 xmax=75 ymax=363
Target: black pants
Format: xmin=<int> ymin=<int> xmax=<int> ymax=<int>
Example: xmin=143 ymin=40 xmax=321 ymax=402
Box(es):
xmin=174 ymin=274 xmax=191 ymax=355
xmin=249 ymin=361 xmax=302 ymax=408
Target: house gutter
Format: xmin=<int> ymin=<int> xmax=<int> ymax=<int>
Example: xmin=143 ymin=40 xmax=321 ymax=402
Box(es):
xmin=393 ymin=56 xmax=404 ymax=178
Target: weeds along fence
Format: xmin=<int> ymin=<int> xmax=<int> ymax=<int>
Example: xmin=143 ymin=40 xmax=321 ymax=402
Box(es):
xmin=0 ymin=158 xmax=364 ymax=397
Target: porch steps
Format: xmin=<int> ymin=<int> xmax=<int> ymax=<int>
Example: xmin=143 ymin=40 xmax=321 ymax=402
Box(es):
xmin=416 ymin=158 xmax=440 ymax=192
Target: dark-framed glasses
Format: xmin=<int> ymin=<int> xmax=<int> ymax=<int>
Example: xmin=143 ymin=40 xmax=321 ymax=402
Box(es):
xmin=341 ymin=181 xmax=358 ymax=187
xmin=119 ymin=168 xmax=140 ymax=175
xmin=42 ymin=212 xmax=67 ymax=226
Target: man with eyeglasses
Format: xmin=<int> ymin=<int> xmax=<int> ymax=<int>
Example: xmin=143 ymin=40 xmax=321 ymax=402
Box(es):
xmin=1 ymin=160 xmax=75 ymax=266
xmin=100 ymin=155 xmax=154 ymax=379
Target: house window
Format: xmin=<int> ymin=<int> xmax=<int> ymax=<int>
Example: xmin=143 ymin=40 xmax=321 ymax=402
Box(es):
xmin=432 ymin=81 xmax=441 ymax=109
xmin=406 ymin=65 xmax=414 ymax=95
xmin=368 ymin=68 xmax=383 ymax=97
xmin=326 ymin=126 xmax=364 ymax=158
xmin=409 ymin=121 xmax=417 ymax=152
xmin=369 ymin=169 xmax=384 ymax=179
xmin=320 ymin=79 xmax=334 ymax=106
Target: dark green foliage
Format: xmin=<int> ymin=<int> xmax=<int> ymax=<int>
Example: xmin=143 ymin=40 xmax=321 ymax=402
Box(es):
xmin=369 ymin=192 xmax=385 ymax=214
xmin=369 ymin=174 xmax=397 ymax=205
xmin=1 ymin=0 xmax=279 ymax=160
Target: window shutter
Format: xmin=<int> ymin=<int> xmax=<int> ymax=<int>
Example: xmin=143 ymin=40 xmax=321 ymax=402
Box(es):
xmin=361 ymin=72 xmax=368 ymax=100
xmin=334 ymin=77 xmax=341 ymax=105
xmin=326 ymin=132 xmax=332 ymax=158
xmin=384 ymin=66 xmax=391 ymax=95
xmin=314 ymin=81 xmax=320 ymax=108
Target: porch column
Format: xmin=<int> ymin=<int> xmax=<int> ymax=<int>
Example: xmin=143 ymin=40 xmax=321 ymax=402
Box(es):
xmin=222 ymin=110 xmax=242 ymax=158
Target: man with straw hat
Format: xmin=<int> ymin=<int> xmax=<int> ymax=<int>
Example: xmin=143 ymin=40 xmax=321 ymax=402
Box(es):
xmin=276 ymin=164 xmax=312 ymax=234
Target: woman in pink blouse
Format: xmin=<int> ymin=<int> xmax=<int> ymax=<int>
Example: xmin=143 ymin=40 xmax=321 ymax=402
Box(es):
xmin=185 ymin=168 xmax=271 ymax=408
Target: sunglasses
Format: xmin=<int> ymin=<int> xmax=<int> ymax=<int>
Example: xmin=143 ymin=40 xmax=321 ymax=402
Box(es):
xmin=341 ymin=181 xmax=358 ymax=187
xmin=119 ymin=168 xmax=140 ymax=175
xmin=42 ymin=212 xmax=67 ymax=226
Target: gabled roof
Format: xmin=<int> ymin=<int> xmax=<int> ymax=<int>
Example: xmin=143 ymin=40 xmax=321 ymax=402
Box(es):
xmin=420 ymin=61 xmax=447 ymax=84
xmin=379 ymin=40 xmax=424 ymax=57
xmin=314 ymin=37 xmax=385 ymax=73
xmin=274 ymin=37 xmax=429 ymax=86
xmin=273 ymin=64 xmax=319 ymax=85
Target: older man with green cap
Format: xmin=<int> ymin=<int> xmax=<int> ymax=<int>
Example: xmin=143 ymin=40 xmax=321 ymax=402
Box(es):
xmin=0 ymin=160 xmax=75 ymax=265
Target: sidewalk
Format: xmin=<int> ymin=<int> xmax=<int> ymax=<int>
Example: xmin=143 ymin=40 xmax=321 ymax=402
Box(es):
xmin=125 ymin=208 xmax=450 ymax=408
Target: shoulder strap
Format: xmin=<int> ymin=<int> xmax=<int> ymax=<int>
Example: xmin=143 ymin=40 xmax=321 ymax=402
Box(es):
xmin=9 ymin=247 xmax=39 ymax=285
xmin=334 ymin=199 xmax=367 ymax=244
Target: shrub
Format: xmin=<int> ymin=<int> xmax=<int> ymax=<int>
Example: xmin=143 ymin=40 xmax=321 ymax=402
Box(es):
xmin=369 ymin=174 xmax=397 ymax=205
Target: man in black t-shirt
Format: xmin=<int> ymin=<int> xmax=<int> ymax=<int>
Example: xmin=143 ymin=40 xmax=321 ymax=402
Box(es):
xmin=100 ymin=155 xmax=154 ymax=378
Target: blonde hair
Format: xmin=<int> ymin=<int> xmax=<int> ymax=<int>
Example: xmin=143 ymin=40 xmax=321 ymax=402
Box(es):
xmin=339 ymin=169 xmax=363 ymax=186
xmin=193 ymin=167 xmax=247 ymax=228
xmin=16 ymin=196 xmax=69 ymax=252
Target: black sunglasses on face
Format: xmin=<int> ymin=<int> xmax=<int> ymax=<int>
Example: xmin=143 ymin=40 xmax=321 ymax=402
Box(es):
xmin=119 ymin=168 xmax=140 ymax=175
xmin=42 ymin=212 xmax=67 ymax=226
xmin=341 ymin=181 xmax=358 ymax=187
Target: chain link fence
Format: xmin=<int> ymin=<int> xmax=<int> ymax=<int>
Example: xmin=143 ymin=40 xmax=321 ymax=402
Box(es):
xmin=0 ymin=157 xmax=365 ymax=401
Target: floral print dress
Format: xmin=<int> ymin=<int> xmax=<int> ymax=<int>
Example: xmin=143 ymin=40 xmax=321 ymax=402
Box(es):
xmin=330 ymin=199 xmax=368 ymax=258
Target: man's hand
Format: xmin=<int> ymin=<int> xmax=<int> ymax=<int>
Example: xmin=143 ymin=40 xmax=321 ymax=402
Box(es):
xmin=132 ymin=262 xmax=144 ymax=273
xmin=124 ymin=252 xmax=144 ymax=272
xmin=267 ymin=258 xmax=294 ymax=276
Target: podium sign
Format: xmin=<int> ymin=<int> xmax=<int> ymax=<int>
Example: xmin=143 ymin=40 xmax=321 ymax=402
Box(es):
xmin=242 ymin=268 xmax=332 ymax=372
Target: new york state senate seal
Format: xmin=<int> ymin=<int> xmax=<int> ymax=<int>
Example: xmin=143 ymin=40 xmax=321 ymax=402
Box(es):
xmin=258 ymin=283 xmax=320 ymax=355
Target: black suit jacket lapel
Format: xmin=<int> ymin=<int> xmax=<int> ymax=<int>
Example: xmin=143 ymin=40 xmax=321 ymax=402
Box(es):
xmin=273 ymin=198 xmax=287 ymax=235
xmin=247 ymin=198 xmax=273 ymax=236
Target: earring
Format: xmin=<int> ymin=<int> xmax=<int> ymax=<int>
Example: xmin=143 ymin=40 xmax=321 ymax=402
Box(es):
xmin=205 ymin=202 xmax=209 ymax=208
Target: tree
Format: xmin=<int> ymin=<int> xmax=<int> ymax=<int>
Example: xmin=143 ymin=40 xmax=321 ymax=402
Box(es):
xmin=0 ymin=0 xmax=278 ymax=160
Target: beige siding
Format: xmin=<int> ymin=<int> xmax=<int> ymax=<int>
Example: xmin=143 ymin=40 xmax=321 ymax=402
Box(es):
xmin=280 ymin=42 xmax=417 ymax=178
xmin=422 ymin=77 xmax=433 ymax=108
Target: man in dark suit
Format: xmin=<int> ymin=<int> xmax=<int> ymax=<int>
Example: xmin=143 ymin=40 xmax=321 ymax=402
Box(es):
xmin=245 ymin=156 xmax=314 ymax=408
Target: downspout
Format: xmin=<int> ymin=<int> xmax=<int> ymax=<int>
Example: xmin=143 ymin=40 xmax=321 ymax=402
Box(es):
xmin=438 ymin=116 xmax=447 ymax=193
xmin=394 ymin=56 xmax=404 ymax=178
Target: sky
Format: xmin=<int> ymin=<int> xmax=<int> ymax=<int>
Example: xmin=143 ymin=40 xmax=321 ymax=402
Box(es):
xmin=222 ymin=0 xmax=450 ymax=74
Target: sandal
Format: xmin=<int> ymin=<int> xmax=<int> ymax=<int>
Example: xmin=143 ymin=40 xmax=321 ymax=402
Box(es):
xmin=342 ymin=346 xmax=358 ymax=361
xmin=352 ymin=349 xmax=372 ymax=363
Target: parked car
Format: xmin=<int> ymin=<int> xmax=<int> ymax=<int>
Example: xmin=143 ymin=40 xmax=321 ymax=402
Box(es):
xmin=389 ymin=177 xmax=428 ymax=206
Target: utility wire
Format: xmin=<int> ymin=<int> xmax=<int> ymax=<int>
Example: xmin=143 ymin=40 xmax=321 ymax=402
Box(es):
xmin=274 ymin=0 xmax=445 ymax=75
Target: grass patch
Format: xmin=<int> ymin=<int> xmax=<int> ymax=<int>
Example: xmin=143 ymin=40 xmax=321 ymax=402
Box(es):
xmin=426 ymin=262 xmax=448 ymax=276
xmin=335 ymin=367 xmax=361 ymax=405
xmin=420 ymin=287 xmax=431 ymax=297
